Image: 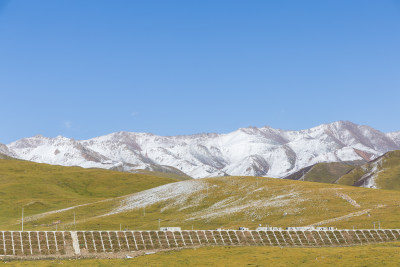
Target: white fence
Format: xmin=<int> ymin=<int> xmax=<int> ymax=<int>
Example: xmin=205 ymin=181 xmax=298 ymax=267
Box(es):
xmin=0 ymin=229 xmax=399 ymax=257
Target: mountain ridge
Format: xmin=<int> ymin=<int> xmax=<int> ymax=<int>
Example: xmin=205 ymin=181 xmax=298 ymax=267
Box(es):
xmin=336 ymin=150 xmax=400 ymax=190
xmin=5 ymin=121 xmax=400 ymax=178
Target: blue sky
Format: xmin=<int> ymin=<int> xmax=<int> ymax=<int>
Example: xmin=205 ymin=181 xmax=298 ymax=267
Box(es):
xmin=0 ymin=0 xmax=399 ymax=143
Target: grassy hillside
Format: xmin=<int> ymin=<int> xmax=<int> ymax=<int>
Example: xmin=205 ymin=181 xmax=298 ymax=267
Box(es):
xmin=335 ymin=167 xmax=367 ymax=186
xmin=21 ymin=176 xmax=400 ymax=232
xmin=110 ymin=163 xmax=192 ymax=180
xmin=132 ymin=169 xmax=192 ymax=181
xmin=285 ymin=162 xmax=361 ymax=183
xmin=285 ymin=151 xmax=400 ymax=192
xmin=336 ymin=150 xmax=400 ymax=190
xmin=0 ymin=153 xmax=15 ymax=160
xmin=3 ymin=156 xmax=400 ymax=233
xmin=0 ymin=159 xmax=185 ymax=229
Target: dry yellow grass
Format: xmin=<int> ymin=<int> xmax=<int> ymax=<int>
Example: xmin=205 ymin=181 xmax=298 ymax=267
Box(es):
xmin=22 ymin=176 xmax=400 ymax=231
xmin=2 ymin=242 xmax=400 ymax=266
xmin=0 ymin=159 xmax=183 ymax=230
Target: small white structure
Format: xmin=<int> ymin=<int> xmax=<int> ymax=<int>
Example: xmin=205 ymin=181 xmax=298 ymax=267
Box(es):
xmin=238 ymin=227 xmax=249 ymax=230
xmin=286 ymin=226 xmax=316 ymax=231
xmin=257 ymin=226 xmax=283 ymax=231
xmin=316 ymin=227 xmax=337 ymax=231
xmin=160 ymin=227 xmax=181 ymax=231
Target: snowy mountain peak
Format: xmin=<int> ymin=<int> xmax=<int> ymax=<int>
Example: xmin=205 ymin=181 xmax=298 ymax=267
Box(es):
xmin=5 ymin=121 xmax=400 ymax=178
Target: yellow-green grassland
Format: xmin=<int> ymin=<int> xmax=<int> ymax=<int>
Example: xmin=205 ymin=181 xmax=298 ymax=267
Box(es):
xmin=2 ymin=242 xmax=400 ymax=266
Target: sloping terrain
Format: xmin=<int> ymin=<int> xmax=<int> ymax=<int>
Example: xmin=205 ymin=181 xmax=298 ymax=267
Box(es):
xmin=0 ymin=152 xmax=14 ymax=160
xmin=22 ymin=176 xmax=400 ymax=232
xmin=284 ymin=150 xmax=400 ymax=191
xmin=336 ymin=150 xmax=400 ymax=190
xmin=0 ymin=143 xmax=15 ymax=158
xmin=284 ymin=161 xmax=364 ymax=184
xmin=387 ymin=131 xmax=400 ymax=146
xmin=0 ymin=159 xmax=186 ymax=229
xmin=6 ymin=121 xmax=400 ymax=178
xmin=118 ymin=166 xmax=192 ymax=180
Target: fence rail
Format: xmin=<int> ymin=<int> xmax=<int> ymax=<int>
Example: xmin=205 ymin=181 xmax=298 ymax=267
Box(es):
xmin=0 ymin=229 xmax=399 ymax=257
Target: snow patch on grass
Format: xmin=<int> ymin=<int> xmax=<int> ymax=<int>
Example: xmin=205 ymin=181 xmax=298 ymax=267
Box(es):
xmin=188 ymin=190 xmax=304 ymax=221
xmin=105 ymin=178 xmax=306 ymax=222
xmin=107 ymin=180 xmax=206 ymax=215
xmin=335 ymin=192 xmax=361 ymax=208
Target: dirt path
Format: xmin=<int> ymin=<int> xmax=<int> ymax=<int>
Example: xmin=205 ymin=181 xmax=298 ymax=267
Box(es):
xmin=307 ymin=209 xmax=371 ymax=227
xmin=21 ymin=197 xmax=118 ymax=224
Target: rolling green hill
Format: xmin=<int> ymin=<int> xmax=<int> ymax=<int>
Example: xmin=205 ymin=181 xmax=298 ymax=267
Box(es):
xmin=284 ymin=151 xmax=400 ymax=191
xmin=3 ymin=156 xmax=400 ymax=233
xmin=19 ymin=176 xmax=400 ymax=232
xmin=284 ymin=161 xmax=364 ymax=184
xmin=336 ymin=150 xmax=400 ymax=190
xmin=130 ymin=168 xmax=192 ymax=181
xmin=0 ymin=159 xmax=186 ymax=229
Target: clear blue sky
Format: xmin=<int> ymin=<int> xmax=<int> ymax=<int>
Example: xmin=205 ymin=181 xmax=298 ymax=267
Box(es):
xmin=0 ymin=0 xmax=399 ymax=143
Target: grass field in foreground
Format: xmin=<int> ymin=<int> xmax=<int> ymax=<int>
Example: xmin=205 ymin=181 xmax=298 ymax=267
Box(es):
xmin=2 ymin=242 xmax=400 ymax=266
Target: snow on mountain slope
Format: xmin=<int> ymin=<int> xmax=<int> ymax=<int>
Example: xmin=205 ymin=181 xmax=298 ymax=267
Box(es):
xmin=6 ymin=121 xmax=400 ymax=178
xmin=0 ymin=143 xmax=14 ymax=157
xmin=8 ymin=135 xmax=112 ymax=168
xmin=387 ymin=132 xmax=400 ymax=147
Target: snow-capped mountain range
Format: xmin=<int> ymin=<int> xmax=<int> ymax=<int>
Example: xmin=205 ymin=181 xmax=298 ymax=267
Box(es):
xmin=2 ymin=121 xmax=400 ymax=178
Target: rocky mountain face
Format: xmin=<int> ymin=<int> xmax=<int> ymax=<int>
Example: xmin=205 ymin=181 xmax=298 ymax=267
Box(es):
xmin=0 ymin=143 xmax=15 ymax=158
xmin=5 ymin=121 xmax=400 ymax=178
xmin=387 ymin=132 xmax=400 ymax=147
